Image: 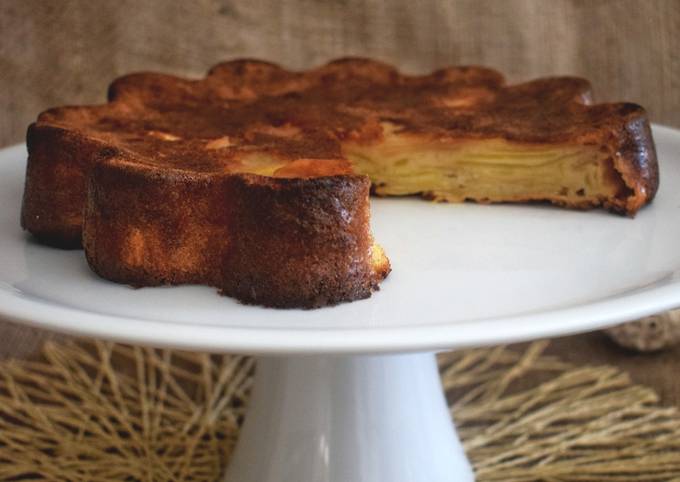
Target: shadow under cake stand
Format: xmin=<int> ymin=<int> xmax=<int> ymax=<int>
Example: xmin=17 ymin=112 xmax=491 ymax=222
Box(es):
xmin=1 ymin=125 xmax=680 ymax=482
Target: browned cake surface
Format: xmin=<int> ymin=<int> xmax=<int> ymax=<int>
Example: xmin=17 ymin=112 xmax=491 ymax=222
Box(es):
xmin=21 ymin=58 xmax=658 ymax=308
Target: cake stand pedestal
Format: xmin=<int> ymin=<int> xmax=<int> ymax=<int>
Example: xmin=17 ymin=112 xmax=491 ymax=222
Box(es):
xmin=225 ymin=353 xmax=471 ymax=482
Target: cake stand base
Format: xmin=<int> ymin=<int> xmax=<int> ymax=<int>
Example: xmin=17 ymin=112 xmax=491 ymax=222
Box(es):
xmin=224 ymin=352 xmax=474 ymax=482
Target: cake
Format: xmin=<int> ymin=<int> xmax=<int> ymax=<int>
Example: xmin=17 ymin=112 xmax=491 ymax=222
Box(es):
xmin=21 ymin=58 xmax=658 ymax=308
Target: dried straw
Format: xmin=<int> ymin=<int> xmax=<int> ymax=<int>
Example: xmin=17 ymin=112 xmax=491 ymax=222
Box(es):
xmin=0 ymin=339 xmax=678 ymax=481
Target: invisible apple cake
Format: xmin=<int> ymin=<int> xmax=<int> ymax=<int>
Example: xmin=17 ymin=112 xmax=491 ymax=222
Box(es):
xmin=21 ymin=58 xmax=658 ymax=308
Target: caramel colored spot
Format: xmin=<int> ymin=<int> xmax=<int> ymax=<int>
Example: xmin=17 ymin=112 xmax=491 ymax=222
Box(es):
xmin=206 ymin=136 xmax=233 ymax=150
xmin=440 ymin=88 xmax=495 ymax=108
xmin=273 ymin=158 xmax=353 ymax=178
xmin=124 ymin=228 xmax=145 ymax=267
xmin=148 ymin=130 xmax=181 ymax=141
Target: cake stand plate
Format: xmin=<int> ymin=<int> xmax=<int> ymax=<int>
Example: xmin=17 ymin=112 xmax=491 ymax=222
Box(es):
xmin=1 ymin=125 xmax=680 ymax=482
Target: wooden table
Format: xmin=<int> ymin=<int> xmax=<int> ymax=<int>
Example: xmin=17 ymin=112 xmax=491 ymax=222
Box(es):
xmin=546 ymin=332 xmax=680 ymax=407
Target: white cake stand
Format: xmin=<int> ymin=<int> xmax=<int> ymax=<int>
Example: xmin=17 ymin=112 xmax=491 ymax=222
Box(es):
xmin=2 ymin=125 xmax=680 ymax=482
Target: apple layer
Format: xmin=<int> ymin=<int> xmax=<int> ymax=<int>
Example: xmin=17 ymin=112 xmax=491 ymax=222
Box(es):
xmin=344 ymin=134 xmax=624 ymax=207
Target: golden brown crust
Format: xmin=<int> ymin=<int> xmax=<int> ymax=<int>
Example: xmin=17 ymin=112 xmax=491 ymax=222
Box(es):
xmin=82 ymin=160 xmax=385 ymax=308
xmin=607 ymin=105 xmax=659 ymax=214
xmin=21 ymin=57 xmax=657 ymax=307
xmin=21 ymin=123 xmax=117 ymax=248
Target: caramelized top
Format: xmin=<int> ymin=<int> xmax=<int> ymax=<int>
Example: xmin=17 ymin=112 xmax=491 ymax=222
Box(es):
xmin=36 ymin=58 xmax=646 ymax=177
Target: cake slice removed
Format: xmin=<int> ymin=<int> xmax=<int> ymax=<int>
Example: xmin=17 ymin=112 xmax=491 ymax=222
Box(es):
xmin=21 ymin=58 xmax=658 ymax=308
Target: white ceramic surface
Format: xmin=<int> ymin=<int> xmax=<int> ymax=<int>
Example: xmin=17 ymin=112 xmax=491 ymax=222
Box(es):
xmin=1 ymin=125 xmax=680 ymax=354
xmin=224 ymin=353 xmax=472 ymax=482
